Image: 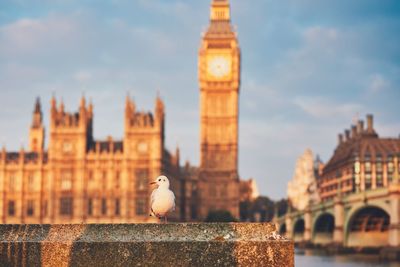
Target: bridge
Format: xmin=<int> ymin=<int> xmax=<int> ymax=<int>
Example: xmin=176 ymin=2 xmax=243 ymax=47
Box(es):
xmin=275 ymin=183 xmax=400 ymax=248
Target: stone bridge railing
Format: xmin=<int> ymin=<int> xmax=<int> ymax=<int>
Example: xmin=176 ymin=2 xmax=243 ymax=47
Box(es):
xmin=0 ymin=223 xmax=293 ymax=267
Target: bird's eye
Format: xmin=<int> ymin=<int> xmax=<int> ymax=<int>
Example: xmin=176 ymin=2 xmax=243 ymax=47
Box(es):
xmin=158 ymin=179 xmax=161 ymax=182
xmin=163 ymin=179 xmax=165 ymax=182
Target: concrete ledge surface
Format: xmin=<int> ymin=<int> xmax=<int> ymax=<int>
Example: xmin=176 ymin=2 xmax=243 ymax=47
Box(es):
xmin=0 ymin=223 xmax=294 ymax=267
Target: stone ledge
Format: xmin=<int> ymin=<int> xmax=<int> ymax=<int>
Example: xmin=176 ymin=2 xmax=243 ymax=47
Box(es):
xmin=0 ymin=223 xmax=293 ymax=267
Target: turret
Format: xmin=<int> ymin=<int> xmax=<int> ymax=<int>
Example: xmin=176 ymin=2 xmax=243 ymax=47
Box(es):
xmin=29 ymin=97 xmax=45 ymax=152
xmin=1 ymin=145 xmax=6 ymax=164
xmin=79 ymin=95 xmax=89 ymax=129
xmin=338 ymin=134 xmax=343 ymax=145
xmin=59 ymin=99 xmax=65 ymax=113
xmin=174 ymin=145 xmax=180 ymax=167
xmin=357 ymin=120 xmax=364 ymax=134
xmin=155 ymin=94 xmax=165 ymax=143
xmin=365 ymin=114 xmax=378 ymax=137
xmin=155 ymin=94 xmax=165 ymax=122
xmin=123 ymin=95 xmax=164 ymax=159
xmin=124 ymin=94 xmax=135 ymax=125
xmin=345 ymin=130 xmax=350 ymax=142
xmin=49 ymin=97 xmax=93 ymax=159
xmin=351 ymin=125 xmax=357 ymax=139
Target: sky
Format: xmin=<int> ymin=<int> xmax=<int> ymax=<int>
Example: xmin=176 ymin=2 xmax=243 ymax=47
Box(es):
xmin=0 ymin=0 xmax=399 ymax=200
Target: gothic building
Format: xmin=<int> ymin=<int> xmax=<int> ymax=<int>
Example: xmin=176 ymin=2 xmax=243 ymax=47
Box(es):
xmin=0 ymin=0 xmax=243 ymax=223
xmin=0 ymin=96 xmax=181 ymax=223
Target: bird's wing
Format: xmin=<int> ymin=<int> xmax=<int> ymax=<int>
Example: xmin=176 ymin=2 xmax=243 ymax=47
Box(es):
xmin=150 ymin=189 xmax=157 ymax=207
xmin=170 ymin=190 xmax=176 ymax=211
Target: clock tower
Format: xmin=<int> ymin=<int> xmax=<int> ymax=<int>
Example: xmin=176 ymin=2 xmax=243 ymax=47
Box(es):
xmin=198 ymin=0 xmax=240 ymax=219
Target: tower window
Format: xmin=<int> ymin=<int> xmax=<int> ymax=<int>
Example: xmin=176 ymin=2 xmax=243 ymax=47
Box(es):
xmin=387 ymin=156 xmax=394 ymax=184
xmin=115 ymin=171 xmax=120 ymax=189
xmin=365 ymin=174 xmax=372 ymax=190
xmin=135 ymin=169 xmax=149 ymax=191
xmin=102 ymin=171 xmax=107 ymax=190
xmin=135 ymin=199 xmax=146 ymax=215
xmin=376 ymin=156 xmax=383 ymax=172
xmin=354 ymin=162 xmax=361 ymax=174
xmin=8 ymin=200 xmax=15 ymax=216
xmin=115 ymin=199 xmax=120 ymax=216
xmin=61 ymin=171 xmax=72 ymax=191
xmin=376 ymin=174 xmax=383 ymax=187
xmin=88 ymin=198 xmax=93 ymax=216
xmin=9 ymin=174 xmax=16 ymax=192
xmin=60 ymin=197 xmax=73 ymax=216
xmin=42 ymin=200 xmax=48 ymax=217
xmin=27 ymin=200 xmax=34 ymax=216
xmin=364 ymin=155 xmax=371 ymax=172
xmin=101 ymin=198 xmax=107 ymax=215
xmin=28 ymin=173 xmax=35 ymax=191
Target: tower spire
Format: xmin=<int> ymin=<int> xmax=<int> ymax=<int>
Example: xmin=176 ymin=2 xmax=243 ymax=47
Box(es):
xmin=210 ymin=0 xmax=230 ymax=21
xmin=31 ymin=97 xmax=43 ymax=128
xmin=80 ymin=93 xmax=86 ymax=109
xmin=34 ymin=97 xmax=41 ymax=114
xmin=30 ymin=97 xmax=45 ymax=152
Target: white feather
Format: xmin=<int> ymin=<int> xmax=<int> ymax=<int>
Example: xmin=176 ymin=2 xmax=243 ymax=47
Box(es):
xmin=150 ymin=176 xmax=175 ymax=218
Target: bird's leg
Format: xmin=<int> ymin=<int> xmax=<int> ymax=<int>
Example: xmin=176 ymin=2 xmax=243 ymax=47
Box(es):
xmin=165 ymin=216 xmax=168 ymax=223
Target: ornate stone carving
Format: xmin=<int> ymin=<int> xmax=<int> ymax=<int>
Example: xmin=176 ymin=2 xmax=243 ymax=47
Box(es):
xmin=287 ymin=149 xmax=321 ymax=211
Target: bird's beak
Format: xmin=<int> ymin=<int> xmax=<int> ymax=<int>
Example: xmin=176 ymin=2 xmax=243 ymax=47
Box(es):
xmin=150 ymin=181 xmax=157 ymax=185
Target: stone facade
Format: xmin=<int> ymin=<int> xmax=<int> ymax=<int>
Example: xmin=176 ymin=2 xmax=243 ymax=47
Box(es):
xmin=318 ymin=114 xmax=400 ymax=201
xmin=197 ymin=0 xmax=241 ymax=219
xmin=0 ymin=96 xmax=181 ymax=223
xmin=0 ymin=0 xmax=244 ymax=223
xmin=287 ymin=149 xmax=321 ymax=211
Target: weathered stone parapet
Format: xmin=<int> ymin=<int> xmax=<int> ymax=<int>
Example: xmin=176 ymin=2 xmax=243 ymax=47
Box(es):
xmin=0 ymin=223 xmax=293 ymax=267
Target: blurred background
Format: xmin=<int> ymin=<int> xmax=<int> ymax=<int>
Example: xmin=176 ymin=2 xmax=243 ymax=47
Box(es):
xmin=1 ymin=0 xmax=399 ymax=200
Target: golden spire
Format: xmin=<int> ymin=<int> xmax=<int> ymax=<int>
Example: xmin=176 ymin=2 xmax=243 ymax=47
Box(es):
xmin=51 ymin=93 xmax=56 ymax=110
xmin=80 ymin=93 xmax=86 ymax=109
xmin=59 ymin=98 xmax=65 ymax=113
xmin=88 ymin=98 xmax=93 ymax=115
xmin=210 ymin=0 xmax=230 ymax=21
xmin=34 ymin=97 xmax=42 ymax=114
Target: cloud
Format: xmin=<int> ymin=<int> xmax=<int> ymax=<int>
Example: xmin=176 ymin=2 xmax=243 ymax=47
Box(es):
xmin=74 ymin=70 xmax=92 ymax=83
xmin=294 ymin=97 xmax=363 ymax=120
xmin=0 ymin=14 xmax=84 ymax=60
xmin=304 ymin=26 xmax=339 ymax=45
xmin=368 ymin=73 xmax=389 ymax=93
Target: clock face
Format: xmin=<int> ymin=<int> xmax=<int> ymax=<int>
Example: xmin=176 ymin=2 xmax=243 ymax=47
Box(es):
xmin=207 ymin=56 xmax=231 ymax=79
xmin=137 ymin=141 xmax=148 ymax=154
xmin=62 ymin=141 xmax=73 ymax=153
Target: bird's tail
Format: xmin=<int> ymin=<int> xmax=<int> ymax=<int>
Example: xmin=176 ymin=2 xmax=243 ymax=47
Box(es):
xmin=149 ymin=208 xmax=156 ymax=217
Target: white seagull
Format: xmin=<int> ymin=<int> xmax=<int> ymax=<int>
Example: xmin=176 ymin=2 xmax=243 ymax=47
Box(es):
xmin=149 ymin=175 xmax=175 ymax=223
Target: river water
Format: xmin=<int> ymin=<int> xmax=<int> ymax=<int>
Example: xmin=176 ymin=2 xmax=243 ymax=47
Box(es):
xmin=295 ymin=249 xmax=400 ymax=267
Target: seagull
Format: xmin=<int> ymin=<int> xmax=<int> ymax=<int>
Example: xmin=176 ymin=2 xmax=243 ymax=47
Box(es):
xmin=149 ymin=175 xmax=175 ymax=223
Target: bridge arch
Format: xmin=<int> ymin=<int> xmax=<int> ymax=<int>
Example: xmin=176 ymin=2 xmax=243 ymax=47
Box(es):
xmin=312 ymin=212 xmax=335 ymax=245
xmin=345 ymin=205 xmax=390 ymax=247
xmin=293 ymin=218 xmax=305 ymax=242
